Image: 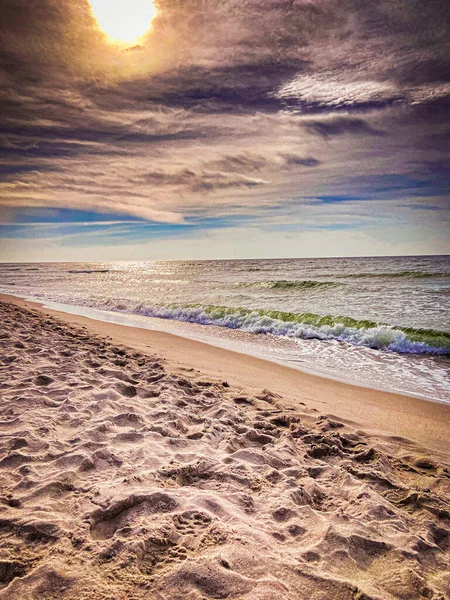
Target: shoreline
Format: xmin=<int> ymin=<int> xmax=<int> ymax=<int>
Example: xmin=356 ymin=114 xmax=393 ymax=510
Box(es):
xmin=5 ymin=290 xmax=446 ymax=404
xmin=2 ymin=292 xmax=450 ymax=454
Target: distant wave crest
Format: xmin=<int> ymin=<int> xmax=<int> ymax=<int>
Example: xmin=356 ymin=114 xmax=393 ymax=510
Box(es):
xmin=341 ymin=270 xmax=449 ymax=279
xmin=69 ymin=269 xmax=110 ymax=274
xmin=240 ymin=280 xmax=341 ymax=290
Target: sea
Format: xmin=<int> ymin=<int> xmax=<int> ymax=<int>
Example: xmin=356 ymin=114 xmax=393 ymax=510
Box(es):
xmin=1 ymin=255 xmax=449 ymax=403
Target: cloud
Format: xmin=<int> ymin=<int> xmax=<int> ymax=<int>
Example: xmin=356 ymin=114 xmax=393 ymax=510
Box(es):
xmin=132 ymin=167 xmax=268 ymax=192
xmin=204 ymin=152 xmax=320 ymax=173
xmin=192 ymin=171 xmax=267 ymax=192
xmin=279 ymin=154 xmax=320 ymax=167
xmin=303 ymin=117 xmax=385 ymax=138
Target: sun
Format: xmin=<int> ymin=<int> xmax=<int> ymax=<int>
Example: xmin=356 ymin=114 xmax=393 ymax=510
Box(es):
xmin=89 ymin=0 xmax=157 ymax=46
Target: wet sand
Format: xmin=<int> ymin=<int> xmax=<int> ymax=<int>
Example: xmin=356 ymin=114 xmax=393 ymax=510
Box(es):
xmin=1 ymin=295 xmax=450 ymax=599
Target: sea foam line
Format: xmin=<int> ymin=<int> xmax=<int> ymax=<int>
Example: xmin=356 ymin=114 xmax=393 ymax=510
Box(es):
xmin=90 ymin=300 xmax=450 ymax=355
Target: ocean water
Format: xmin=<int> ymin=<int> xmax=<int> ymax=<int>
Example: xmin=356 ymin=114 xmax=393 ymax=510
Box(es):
xmin=1 ymin=255 xmax=449 ymax=403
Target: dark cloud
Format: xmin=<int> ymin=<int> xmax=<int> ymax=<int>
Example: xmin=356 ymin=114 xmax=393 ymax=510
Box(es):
xmin=204 ymin=152 xmax=320 ymax=173
xmin=279 ymin=154 xmax=320 ymax=167
xmin=303 ymin=118 xmax=385 ymax=138
xmin=192 ymin=172 xmax=266 ymax=192
xmin=0 ymin=120 xmax=209 ymax=148
xmin=136 ymin=60 xmax=309 ymax=113
xmin=404 ymin=204 xmax=443 ymax=211
xmin=133 ymin=167 xmax=266 ymax=192
xmin=134 ymin=169 xmax=198 ymax=186
xmin=205 ymin=154 xmax=271 ymax=174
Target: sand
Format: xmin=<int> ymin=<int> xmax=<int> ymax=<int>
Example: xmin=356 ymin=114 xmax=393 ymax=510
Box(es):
xmin=1 ymin=296 xmax=450 ymax=599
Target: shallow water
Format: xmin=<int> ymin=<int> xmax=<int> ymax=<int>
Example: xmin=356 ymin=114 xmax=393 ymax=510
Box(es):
xmin=2 ymin=255 xmax=449 ymax=402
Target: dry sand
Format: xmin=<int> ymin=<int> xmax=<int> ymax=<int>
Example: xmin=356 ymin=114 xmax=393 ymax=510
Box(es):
xmin=1 ymin=296 xmax=450 ymax=599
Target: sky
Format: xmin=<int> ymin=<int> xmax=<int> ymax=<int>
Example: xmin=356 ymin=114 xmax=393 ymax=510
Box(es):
xmin=0 ymin=0 xmax=449 ymax=261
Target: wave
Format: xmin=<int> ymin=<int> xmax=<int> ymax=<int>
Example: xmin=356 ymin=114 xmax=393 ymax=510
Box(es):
xmin=1 ymin=267 xmax=39 ymax=272
xmin=236 ymin=266 xmax=265 ymax=272
xmin=69 ymin=269 xmax=110 ymax=274
xmin=91 ymin=300 xmax=450 ymax=355
xmin=240 ymin=280 xmax=340 ymax=291
xmin=340 ymin=271 xmax=449 ymax=279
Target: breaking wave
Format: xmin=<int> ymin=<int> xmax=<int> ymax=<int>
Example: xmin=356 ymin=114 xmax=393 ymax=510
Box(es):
xmin=89 ymin=300 xmax=450 ymax=355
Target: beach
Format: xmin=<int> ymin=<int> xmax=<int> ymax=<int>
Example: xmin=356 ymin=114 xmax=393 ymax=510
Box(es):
xmin=1 ymin=293 xmax=450 ymax=599
xmin=1 ymin=257 xmax=449 ymax=404
xmin=2 ymin=0 xmax=450 ymax=594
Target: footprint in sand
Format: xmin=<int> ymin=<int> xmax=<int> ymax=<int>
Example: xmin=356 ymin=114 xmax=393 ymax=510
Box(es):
xmin=90 ymin=492 xmax=179 ymax=540
xmin=114 ymin=382 xmax=137 ymax=397
xmin=173 ymin=510 xmax=212 ymax=535
xmin=34 ymin=375 xmax=54 ymax=386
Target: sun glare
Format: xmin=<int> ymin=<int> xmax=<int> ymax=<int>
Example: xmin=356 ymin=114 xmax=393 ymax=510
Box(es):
xmin=89 ymin=0 xmax=157 ymax=46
